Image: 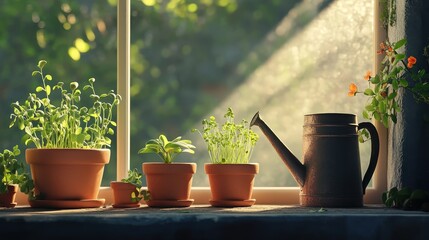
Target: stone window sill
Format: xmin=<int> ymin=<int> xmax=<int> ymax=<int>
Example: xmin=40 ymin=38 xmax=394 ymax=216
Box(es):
xmin=1 ymin=204 xmax=429 ymax=239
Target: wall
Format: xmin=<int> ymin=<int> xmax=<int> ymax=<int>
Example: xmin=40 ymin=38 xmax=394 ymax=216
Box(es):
xmin=388 ymin=0 xmax=429 ymax=190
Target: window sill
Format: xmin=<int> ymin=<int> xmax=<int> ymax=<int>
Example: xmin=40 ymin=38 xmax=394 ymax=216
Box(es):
xmin=15 ymin=186 xmax=384 ymax=206
xmin=1 ymin=204 xmax=428 ymax=239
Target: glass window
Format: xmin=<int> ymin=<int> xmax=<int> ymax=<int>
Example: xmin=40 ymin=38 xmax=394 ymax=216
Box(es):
xmin=129 ymin=0 xmax=374 ymax=187
xmin=0 ymin=0 xmax=380 ymax=202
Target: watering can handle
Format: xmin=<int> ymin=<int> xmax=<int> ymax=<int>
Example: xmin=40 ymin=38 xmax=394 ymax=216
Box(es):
xmin=358 ymin=122 xmax=379 ymax=194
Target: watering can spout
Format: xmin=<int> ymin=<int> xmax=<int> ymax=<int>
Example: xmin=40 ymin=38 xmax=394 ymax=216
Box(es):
xmin=250 ymin=112 xmax=306 ymax=187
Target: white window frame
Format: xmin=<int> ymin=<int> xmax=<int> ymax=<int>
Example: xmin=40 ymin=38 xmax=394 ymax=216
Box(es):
xmin=16 ymin=0 xmax=387 ymax=205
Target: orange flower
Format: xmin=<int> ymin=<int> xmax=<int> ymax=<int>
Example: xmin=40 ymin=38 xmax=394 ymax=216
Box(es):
xmin=407 ymin=56 xmax=417 ymax=68
xmin=379 ymin=42 xmax=386 ymax=50
xmin=364 ymin=70 xmax=372 ymax=81
xmin=348 ymin=83 xmax=358 ymax=96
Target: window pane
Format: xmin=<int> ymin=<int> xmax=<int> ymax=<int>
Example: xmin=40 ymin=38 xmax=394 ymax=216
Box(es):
xmin=130 ymin=0 xmax=373 ymax=187
xmin=0 ymin=1 xmax=117 ymax=185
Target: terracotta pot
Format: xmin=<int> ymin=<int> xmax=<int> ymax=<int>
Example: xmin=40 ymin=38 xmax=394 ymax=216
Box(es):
xmin=0 ymin=184 xmax=18 ymax=208
xmin=110 ymin=181 xmax=140 ymax=208
xmin=205 ymin=163 xmax=259 ymax=207
xmin=142 ymin=163 xmax=196 ymax=207
xmin=26 ymin=148 xmax=110 ymax=200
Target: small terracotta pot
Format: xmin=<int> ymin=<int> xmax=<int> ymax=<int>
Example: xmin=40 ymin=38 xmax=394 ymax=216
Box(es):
xmin=142 ymin=163 xmax=196 ymax=207
xmin=205 ymin=163 xmax=259 ymax=207
xmin=0 ymin=184 xmax=18 ymax=208
xmin=110 ymin=181 xmax=140 ymax=208
xmin=26 ymin=148 xmax=110 ymax=200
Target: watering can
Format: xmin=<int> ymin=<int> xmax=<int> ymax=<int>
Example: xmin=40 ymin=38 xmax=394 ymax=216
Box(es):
xmin=250 ymin=112 xmax=379 ymax=207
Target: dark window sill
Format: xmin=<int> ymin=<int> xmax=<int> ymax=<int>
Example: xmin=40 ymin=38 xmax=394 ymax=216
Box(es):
xmin=1 ymin=204 xmax=428 ymax=239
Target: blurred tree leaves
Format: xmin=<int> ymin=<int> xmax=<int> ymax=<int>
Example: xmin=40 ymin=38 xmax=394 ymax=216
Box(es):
xmin=0 ymin=0 xmax=300 ymax=183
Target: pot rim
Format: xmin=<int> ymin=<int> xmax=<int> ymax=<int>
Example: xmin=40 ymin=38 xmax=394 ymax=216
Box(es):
xmin=110 ymin=181 xmax=139 ymax=190
xmin=26 ymin=148 xmax=110 ymax=165
xmin=204 ymin=163 xmax=259 ymax=174
xmin=142 ymin=162 xmax=196 ymax=174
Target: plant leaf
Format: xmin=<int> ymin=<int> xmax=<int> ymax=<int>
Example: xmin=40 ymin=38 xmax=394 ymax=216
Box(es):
xmin=394 ymin=39 xmax=407 ymax=50
xmin=38 ymin=60 xmax=47 ymax=68
xmin=364 ymin=88 xmax=375 ymax=96
xmin=46 ymin=85 xmax=51 ymax=96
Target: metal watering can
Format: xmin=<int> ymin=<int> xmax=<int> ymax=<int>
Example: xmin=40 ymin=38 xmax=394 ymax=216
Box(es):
xmin=250 ymin=112 xmax=379 ymax=207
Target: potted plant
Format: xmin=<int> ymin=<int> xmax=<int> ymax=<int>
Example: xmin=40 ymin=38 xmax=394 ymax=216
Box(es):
xmin=9 ymin=60 xmax=121 ymax=208
xmin=193 ymin=107 xmax=259 ymax=207
xmin=138 ymin=134 xmax=196 ymax=207
xmin=110 ymin=168 xmax=149 ymax=208
xmin=0 ymin=145 xmax=34 ymax=208
xmin=348 ymin=38 xmax=428 ymax=129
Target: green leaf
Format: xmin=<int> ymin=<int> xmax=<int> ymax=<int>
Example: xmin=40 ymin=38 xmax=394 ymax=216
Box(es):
xmin=181 ymin=149 xmax=195 ymax=154
xmin=371 ymin=75 xmax=380 ymax=84
xmin=399 ymin=79 xmax=408 ymax=87
xmin=17 ymin=117 xmax=25 ymax=130
xmin=373 ymin=111 xmax=381 ymax=121
xmin=385 ymin=197 xmax=394 ymax=207
xmin=388 ymin=92 xmax=397 ymax=100
xmin=392 ymin=79 xmax=399 ymax=90
xmin=46 ymin=85 xmax=51 ymax=96
xmin=38 ymin=60 xmax=47 ymax=69
xmin=362 ymin=110 xmax=370 ymax=119
xmin=378 ymin=101 xmax=386 ymax=113
xmin=410 ymin=189 xmax=429 ymax=200
xmin=32 ymin=71 xmax=39 ymax=77
xmin=36 ymin=86 xmax=44 ymax=92
xmin=76 ymin=134 xmax=86 ymax=144
xmin=394 ymin=39 xmax=407 ymax=50
xmin=45 ymin=74 xmax=52 ymax=81
xmin=395 ymin=53 xmax=405 ymax=62
xmin=159 ymin=134 xmax=168 ymax=146
xmin=382 ymin=114 xmax=389 ymax=127
xmin=364 ymin=88 xmax=375 ymax=96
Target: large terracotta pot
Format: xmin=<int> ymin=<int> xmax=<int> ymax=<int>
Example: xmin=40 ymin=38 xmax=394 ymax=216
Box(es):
xmin=0 ymin=184 xmax=18 ymax=208
xmin=26 ymin=148 xmax=110 ymax=200
xmin=110 ymin=181 xmax=140 ymax=208
xmin=205 ymin=163 xmax=259 ymax=207
xmin=142 ymin=162 xmax=196 ymax=207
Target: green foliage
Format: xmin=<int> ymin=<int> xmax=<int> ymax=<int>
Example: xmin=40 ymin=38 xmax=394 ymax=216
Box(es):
xmin=379 ymin=0 xmax=397 ymax=29
xmin=120 ymin=168 xmax=150 ymax=202
xmin=193 ymin=107 xmax=259 ymax=164
xmin=351 ymin=39 xmax=429 ymax=128
xmin=9 ymin=60 xmax=121 ymax=149
xmin=121 ymin=168 xmax=143 ymax=188
xmin=382 ymin=186 xmax=429 ymax=211
xmin=0 ymin=145 xmax=34 ymax=197
xmin=138 ymin=134 xmax=196 ymax=164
